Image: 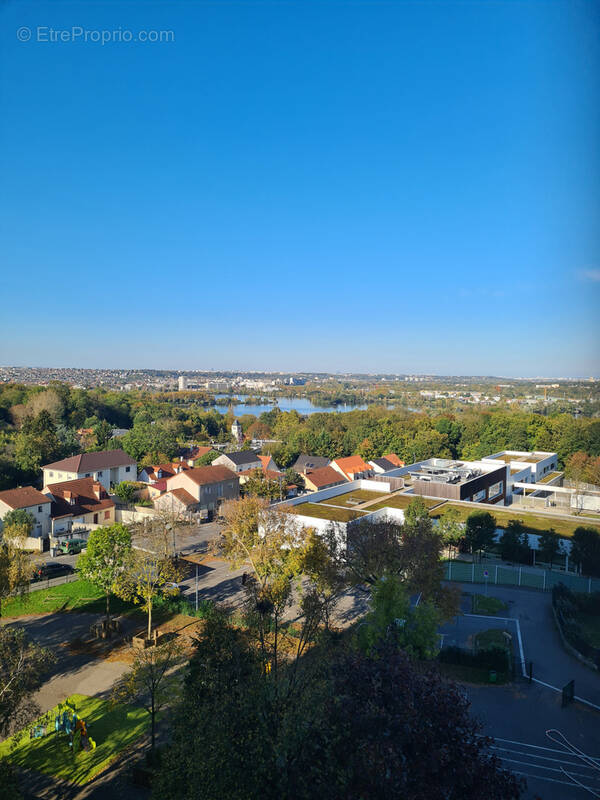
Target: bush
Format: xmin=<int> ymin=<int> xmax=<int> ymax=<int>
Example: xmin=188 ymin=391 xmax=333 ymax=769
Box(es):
xmin=439 ymin=645 xmax=511 ymax=673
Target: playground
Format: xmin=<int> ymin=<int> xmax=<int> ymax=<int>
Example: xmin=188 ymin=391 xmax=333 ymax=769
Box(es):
xmin=0 ymin=694 xmax=149 ymax=785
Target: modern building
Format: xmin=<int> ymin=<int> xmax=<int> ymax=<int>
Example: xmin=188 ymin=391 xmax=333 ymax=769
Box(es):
xmin=42 ymin=449 xmax=137 ymax=491
xmin=481 ymin=451 xmax=558 ymax=499
xmin=407 ymin=458 xmax=507 ymax=505
xmin=0 ymin=486 xmax=52 ymax=538
xmin=44 ymin=478 xmax=116 ymax=535
xmin=212 ymin=450 xmax=262 ymax=474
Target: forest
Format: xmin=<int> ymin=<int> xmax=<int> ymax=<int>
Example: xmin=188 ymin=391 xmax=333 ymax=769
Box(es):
xmin=0 ymin=381 xmax=598 ymax=490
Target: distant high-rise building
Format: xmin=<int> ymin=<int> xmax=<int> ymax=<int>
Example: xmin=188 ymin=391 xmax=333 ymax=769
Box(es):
xmin=178 ymin=376 xmax=188 ymax=391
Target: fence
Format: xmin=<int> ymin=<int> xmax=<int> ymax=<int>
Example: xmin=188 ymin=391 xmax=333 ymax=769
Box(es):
xmin=444 ymin=559 xmax=600 ymax=594
xmin=552 ymin=584 xmax=600 ymax=668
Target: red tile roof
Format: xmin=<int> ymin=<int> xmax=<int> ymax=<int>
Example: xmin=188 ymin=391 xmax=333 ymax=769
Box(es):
xmin=332 ymin=455 xmax=372 ymax=479
xmin=43 ymin=449 xmax=136 ymax=472
xmin=169 ymin=465 xmax=237 ymax=487
xmin=0 ymin=486 xmax=51 ymax=510
xmin=46 ymin=478 xmax=115 ymax=519
xmin=383 ymin=453 xmax=404 ymax=467
xmin=168 ymin=488 xmax=198 ymax=507
xmin=305 ymin=466 xmax=347 ymax=489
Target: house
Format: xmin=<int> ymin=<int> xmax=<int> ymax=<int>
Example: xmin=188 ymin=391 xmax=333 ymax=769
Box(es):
xmin=0 ymin=486 xmax=52 ymax=538
xmin=154 ymin=487 xmax=201 ymax=517
xmin=212 ymin=450 xmax=262 ymax=474
xmin=292 ymin=454 xmax=330 ymax=474
xmin=331 ymin=455 xmax=374 ymax=481
xmin=258 ymin=454 xmax=280 ymax=474
xmin=160 ymin=465 xmax=240 ymax=512
xmin=42 ymin=449 xmax=137 ymax=491
xmin=43 ymin=478 xmax=116 ymax=535
xmin=303 ymin=466 xmax=348 ymax=492
xmin=178 ymin=445 xmax=218 ymax=467
xmin=369 ymin=454 xmax=405 ymax=473
xmin=138 ymin=463 xmax=189 ymax=484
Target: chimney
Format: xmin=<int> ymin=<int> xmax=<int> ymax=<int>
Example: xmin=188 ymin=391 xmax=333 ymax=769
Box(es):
xmin=92 ymin=482 xmax=102 ymax=501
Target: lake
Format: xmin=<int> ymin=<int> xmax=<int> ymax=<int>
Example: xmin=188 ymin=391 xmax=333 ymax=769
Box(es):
xmin=209 ymin=395 xmax=369 ymax=416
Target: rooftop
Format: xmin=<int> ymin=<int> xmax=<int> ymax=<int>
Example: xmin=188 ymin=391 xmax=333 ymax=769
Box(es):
xmin=43 ymin=449 xmax=136 ymax=472
xmin=289 ymin=502 xmax=367 ymax=523
xmin=170 ymin=465 xmax=238 ymax=486
xmin=0 ymin=486 xmax=51 ymax=510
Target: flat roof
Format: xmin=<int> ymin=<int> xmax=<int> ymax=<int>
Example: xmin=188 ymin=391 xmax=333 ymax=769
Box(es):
xmin=488 ymin=452 xmax=552 ymax=464
xmin=289 ymin=503 xmax=368 ymax=523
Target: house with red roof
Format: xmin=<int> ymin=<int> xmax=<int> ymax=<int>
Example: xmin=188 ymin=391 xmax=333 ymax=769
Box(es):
xmin=330 ymin=455 xmax=374 ymax=481
xmin=0 ymin=486 xmax=52 ymax=538
xmin=43 ymin=478 xmax=116 ymax=535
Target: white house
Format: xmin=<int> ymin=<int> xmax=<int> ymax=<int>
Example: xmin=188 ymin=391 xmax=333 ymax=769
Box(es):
xmin=212 ymin=450 xmax=262 ymax=474
xmin=42 ymin=449 xmax=137 ymax=492
xmin=0 ymin=486 xmax=52 ymax=538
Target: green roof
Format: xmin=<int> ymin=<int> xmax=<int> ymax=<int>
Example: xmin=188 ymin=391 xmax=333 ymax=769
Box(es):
xmin=290 ymin=502 xmax=368 ymax=523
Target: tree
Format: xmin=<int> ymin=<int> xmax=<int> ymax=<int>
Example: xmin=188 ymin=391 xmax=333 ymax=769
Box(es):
xmin=1 ymin=509 xmax=35 ymax=537
xmin=357 ymin=575 xmax=440 ymax=660
xmin=77 ymin=523 xmax=132 ymax=621
xmin=0 ymin=516 xmax=35 ymax=617
xmin=113 ymin=481 xmax=138 ymax=505
xmin=437 ymin=506 xmax=464 ymax=558
xmin=0 ymin=626 xmax=55 ymax=736
xmin=242 ymin=468 xmax=281 ymax=500
xmin=538 ymin=528 xmax=561 ymax=569
xmin=464 ymin=511 xmax=497 ymax=559
xmin=116 ymin=524 xmax=182 ymax=639
xmin=152 ymin=620 xmax=524 ymax=800
xmin=404 ymin=495 xmax=429 ymax=526
xmin=499 ymin=521 xmax=530 ymax=564
xmin=93 ymin=419 xmax=114 ymax=449
xmin=571 ymin=527 xmax=600 ymax=577
xmin=112 ymin=638 xmax=184 ymax=753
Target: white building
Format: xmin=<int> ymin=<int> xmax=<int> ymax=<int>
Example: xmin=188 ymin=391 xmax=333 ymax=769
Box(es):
xmin=0 ymin=486 xmax=52 ymax=538
xmin=42 ymin=449 xmax=137 ymax=492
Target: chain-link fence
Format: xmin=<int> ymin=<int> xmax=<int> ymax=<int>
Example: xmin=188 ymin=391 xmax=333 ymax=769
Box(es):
xmin=444 ymin=559 xmax=600 ymax=593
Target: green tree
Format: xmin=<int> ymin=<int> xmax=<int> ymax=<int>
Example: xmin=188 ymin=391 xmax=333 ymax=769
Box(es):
xmin=93 ymin=419 xmax=114 ymax=449
xmin=357 ymin=575 xmax=440 ymax=660
xmin=77 ymin=523 xmax=132 ymax=621
xmin=437 ymin=506 xmax=464 ymax=558
xmin=538 ymin=528 xmax=561 ymax=569
xmin=0 ymin=626 xmax=55 ymax=736
xmin=404 ymin=495 xmax=429 ymax=526
xmin=571 ymin=527 xmax=600 ymax=577
xmin=0 ymin=518 xmax=34 ymax=617
xmin=113 ymin=481 xmax=138 ymax=505
xmin=499 ymin=521 xmax=529 ymax=564
xmin=116 ymin=523 xmax=182 ymax=639
xmin=464 ymin=511 xmax=497 ymax=559
xmin=1 ymin=509 xmax=35 ymax=537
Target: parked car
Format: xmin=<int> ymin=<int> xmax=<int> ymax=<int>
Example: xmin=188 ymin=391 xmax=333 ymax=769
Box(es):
xmin=56 ymin=538 xmax=87 ymax=555
xmin=31 ymin=562 xmax=75 ymax=582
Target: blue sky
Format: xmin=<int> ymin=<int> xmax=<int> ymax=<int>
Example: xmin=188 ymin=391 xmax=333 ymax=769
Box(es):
xmin=1 ymin=1 xmax=598 ymax=377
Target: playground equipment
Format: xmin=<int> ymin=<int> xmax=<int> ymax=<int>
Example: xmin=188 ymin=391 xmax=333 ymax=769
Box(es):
xmin=53 ymin=704 xmax=96 ymax=752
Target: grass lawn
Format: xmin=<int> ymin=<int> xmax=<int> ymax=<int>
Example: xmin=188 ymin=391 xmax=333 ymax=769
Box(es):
xmin=475 ymin=629 xmax=511 ymax=650
xmin=290 ymin=502 xmax=368 ymax=523
xmin=315 ymin=489 xmax=385 ymax=507
xmin=2 ymin=580 xmax=135 ymax=618
xmin=0 ymin=694 xmax=149 ymax=785
xmin=369 ymin=494 xmax=446 ymax=512
xmin=471 ymin=594 xmax=509 ymax=615
xmin=538 ymin=471 xmax=563 ymax=484
xmin=430 ymin=502 xmax=600 ymax=539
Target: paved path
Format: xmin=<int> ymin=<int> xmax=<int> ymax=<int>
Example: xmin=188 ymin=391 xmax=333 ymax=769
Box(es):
xmin=441 ymin=583 xmax=600 ymax=708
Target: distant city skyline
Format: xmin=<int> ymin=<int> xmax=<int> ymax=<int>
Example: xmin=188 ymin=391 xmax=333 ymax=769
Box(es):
xmin=1 ymin=2 xmax=598 ymax=376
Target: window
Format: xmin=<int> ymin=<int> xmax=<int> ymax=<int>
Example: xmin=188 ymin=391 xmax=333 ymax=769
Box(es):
xmin=472 ymin=489 xmax=486 ymax=503
xmin=488 ymin=481 xmax=503 ymax=500
xmin=104 ymin=510 xmax=110 ymax=519
xmin=98 ymin=471 xmax=103 ymax=477
xmin=93 ymin=513 xmax=98 ymax=524
xmin=85 ymin=473 xmax=90 ymax=478
xmin=38 ymin=506 xmax=42 ymax=512
xmin=49 ymin=471 xmax=54 ymax=477
xmin=125 ymin=466 xmax=131 ymax=473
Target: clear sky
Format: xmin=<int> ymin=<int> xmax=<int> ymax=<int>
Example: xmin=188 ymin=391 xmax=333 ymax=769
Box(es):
xmin=1 ymin=1 xmax=598 ymax=377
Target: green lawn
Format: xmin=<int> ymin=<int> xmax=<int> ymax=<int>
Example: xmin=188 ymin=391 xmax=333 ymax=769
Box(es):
xmin=369 ymin=494 xmax=446 ymax=512
xmin=430 ymin=502 xmax=600 ymax=539
xmin=472 ymin=594 xmax=509 ymax=615
xmin=0 ymin=694 xmax=149 ymax=785
xmin=315 ymin=489 xmax=385 ymax=507
xmin=290 ymin=503 xmax=368 ymax=523
xmin=2 ymin=580 xmax=135 ymax=618
xmin=538 ymin=471 xmax=563 ymax=484
xmin=475 ymin=629 xmax=512 ymax=651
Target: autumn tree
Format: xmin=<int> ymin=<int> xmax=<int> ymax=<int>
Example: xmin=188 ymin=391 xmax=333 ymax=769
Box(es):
xmin=116 ymin=523 xmax=182 ymax=639
xmin=0 ymin=513 xmax=35 ymax=617
xmin=112 ymin=638 xmax=184 ymax=754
